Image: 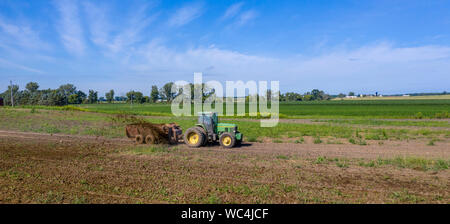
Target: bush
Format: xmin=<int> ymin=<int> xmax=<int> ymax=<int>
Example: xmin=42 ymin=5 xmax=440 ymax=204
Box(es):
xmin=313 ymin=136 xmax=322 ymax=144
xmin=414 ymin=112 xmax=424 ymax=119
xmin=434 ymin=111 xmax=449 ymax=119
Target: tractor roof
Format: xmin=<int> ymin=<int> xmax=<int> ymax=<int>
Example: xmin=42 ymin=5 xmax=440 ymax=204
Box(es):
xmin=198 ymin=111 xmax=217 ymax=116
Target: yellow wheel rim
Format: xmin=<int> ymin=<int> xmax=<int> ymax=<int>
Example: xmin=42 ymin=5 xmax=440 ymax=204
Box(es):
xmin=222 ymin=136 xmax=232 ymax=146
xmin=188 ymin=132 xmax=199 ymax=144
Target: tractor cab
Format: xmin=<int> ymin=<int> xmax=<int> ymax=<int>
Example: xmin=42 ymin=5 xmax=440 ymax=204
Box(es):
xmin=197 ymin=112 xmax=218 ymax=135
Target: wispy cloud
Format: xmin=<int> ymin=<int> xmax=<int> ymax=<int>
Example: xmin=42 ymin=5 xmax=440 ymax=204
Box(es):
xmin=83 ymin=1 xmax=110 ymax=48
xmin=222 ymin=2 xmax=244 ymax=20
xmin=84 ymin=2 xmax=157 ymax=54
xmin=168 ymin=3 xmax=203 ymax=27
xmin=0 ymin=58 xmax=44 ymax=74
xmin=54 ymin=0 xmax=85 ymax=55
xmin=236 ymin=10 xmax=257 ymax=26
xmin=0 ymin=17 xmax=49 ymax=51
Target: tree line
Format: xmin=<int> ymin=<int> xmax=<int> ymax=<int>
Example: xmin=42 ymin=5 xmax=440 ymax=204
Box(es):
xmin=0 ymin=82 xmax=98 ymax=106
xmin=0 ymin=81 xmax=333 ymax=106
xmin=279 ymin=89 xmax=331 ymax=101
xmin=0 ymin=82 xmax=211 ymax=106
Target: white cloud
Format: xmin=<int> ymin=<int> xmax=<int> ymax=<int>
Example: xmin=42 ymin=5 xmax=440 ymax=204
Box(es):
xmin=222 ymin=2 xmax=244 ymax=20
xmin=55 ymin=0 xmax=85 ymax=55
xmin=168 ymin=3 xmax=203 ymax=27
xmin=123 ymin=42 xmax=450 ymax=94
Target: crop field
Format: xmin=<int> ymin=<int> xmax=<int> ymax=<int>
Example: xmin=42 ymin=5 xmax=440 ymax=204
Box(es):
xmin=335 ymin=94 xmax=450 ymax=101
xmin=0 ymin=102 xmax=449 ymax=204
xmin=71 ymin=99 xmax=450 ymax=119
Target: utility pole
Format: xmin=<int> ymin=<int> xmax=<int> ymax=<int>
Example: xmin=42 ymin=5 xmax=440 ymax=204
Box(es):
xmin=10 ymin=80 xmax=14 ymax=107
xmin=130 ymin=93 xmax=133 ymax=107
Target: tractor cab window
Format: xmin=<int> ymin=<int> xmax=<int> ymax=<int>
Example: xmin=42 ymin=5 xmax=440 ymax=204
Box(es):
xmin=199 ymin=114 xmax=213 ymax=133
xmin=198 ymin=115 xmax=206 ymax=124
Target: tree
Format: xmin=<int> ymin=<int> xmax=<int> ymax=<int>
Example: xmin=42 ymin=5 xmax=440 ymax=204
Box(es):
xmin=150 ymin=85 xmax=159 ymax=103
xmin=115 ymin=96 xmax=126 ymax=102
xmin=57 ymin=84 xmax=77 ymax=105
xmin=88 ymin=90 xmax=98 ymax=104
xmin=160 ymin=82 xmax=174 ymax=102
xmin=338 ymin=93 xmax=346 ymax=98
xmin=303 ymin=94 xmax=313 ymax=101
xmin=0 ymin=84 xmax=20 ymax=106
xmin=266 ymin=89 xmax=272 ymax=101
xmin=25 ymin=82 xmax=39 ymax=92
xmin=68 ymin=94 xmax=79 ymax=104
xmin=58 ymin=84 xmax=76 ymax=97
xmin=126 ymin=90 xmax=144 ymax=104
xmin=48 ymin=89 xmax=66 ymax=106
xmin=186 ymin=83 xmax=214 ymax=102
xmin=76 ymin=90 xmax=87 ymax=104
xmin=283 ymin=92 xmax=302 ymax=101
xmin=105 ymin=89 xmax=115 ymax=103
xmin=311 ymin=89 xmax=320 ymax=100
xmin=23 ymin=82 xmax=41 ymax=105
xmin=348 ymin=92 xmax=355 ymax=96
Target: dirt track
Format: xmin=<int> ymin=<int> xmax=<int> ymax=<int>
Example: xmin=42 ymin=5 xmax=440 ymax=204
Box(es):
xmin=0 ymin=130 xmax=448 ymax=159
xmin=0 ymin=130 xmax=449 ymax=204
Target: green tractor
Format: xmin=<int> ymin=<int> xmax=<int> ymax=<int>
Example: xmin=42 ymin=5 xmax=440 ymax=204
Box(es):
xmin=183 ymin=112 xmax=243 ymax=148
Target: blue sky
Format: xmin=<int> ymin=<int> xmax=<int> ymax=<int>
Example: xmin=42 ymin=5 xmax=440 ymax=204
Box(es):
xmin=0 ymin=0 xmax=449 ymax=96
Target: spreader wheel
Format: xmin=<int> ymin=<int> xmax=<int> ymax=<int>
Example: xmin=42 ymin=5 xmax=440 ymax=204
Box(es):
xmin=135 ymin=134 xmax=144 ymax=144
xmin=145 ymin=134 xmax=156 ymax=144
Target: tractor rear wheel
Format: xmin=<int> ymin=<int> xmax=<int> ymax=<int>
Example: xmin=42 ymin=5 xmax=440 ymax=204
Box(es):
xmin=194 ymin=127 xmax=208 ymax=146
xmin=184 ymin=127 xmax=204 ymax=147
xmin=219 ymin=133 xmax=235 ymax=148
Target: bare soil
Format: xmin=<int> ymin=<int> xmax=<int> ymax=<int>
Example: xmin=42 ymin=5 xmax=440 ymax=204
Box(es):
xmin=0 ymin=130 xmax=448 ymax=204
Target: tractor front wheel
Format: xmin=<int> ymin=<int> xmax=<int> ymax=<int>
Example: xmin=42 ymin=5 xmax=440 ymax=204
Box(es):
xmin=219 ymin=133 xmax=235 ymax=148
xmin=184 ymin=127 xmax=204 ymax=147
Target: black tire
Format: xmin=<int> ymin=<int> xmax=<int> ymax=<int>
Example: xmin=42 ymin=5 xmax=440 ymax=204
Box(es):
xmin=194 ymin=126 xmax=208 ymax=146
xmin=183 ymin=127 xmax=204 ymax=148
xmin=135 ymin=134 xmax=144 ymax=144
xmin=219 ymin=133 xmax=235 ymax=148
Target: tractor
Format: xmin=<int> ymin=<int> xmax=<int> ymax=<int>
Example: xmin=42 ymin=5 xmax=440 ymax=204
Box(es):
xmin=183 ymin=112 xmax=243 ymax=148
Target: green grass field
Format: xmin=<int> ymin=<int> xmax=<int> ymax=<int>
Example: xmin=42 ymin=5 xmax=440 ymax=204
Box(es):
xmin=8 ymin=98 xmax=449 ymax=143
xmin=70 ymin=99 xmax=450 ymax=119
xmin=1 ymin=107 xmax=448 ymax=144
xmin=334 ymin=94 xmax=450 ymax=100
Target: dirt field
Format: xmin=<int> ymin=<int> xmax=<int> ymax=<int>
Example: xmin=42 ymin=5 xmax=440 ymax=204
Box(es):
xmin=0 ymin=129 xmax=448 ymax=204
